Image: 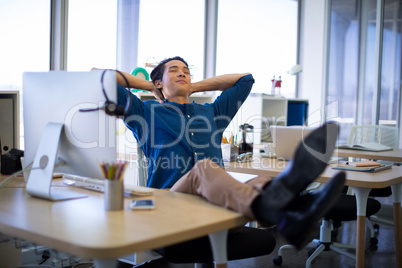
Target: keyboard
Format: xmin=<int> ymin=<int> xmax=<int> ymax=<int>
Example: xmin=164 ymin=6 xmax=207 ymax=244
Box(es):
xmin=62 ymin=174 xmax=154 ymax=197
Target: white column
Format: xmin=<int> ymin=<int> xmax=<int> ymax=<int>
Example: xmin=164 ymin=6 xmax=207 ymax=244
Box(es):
xmin=50 ymin=0 xmax=68 ymax=71
xmin=116 ymin=0 xmax=140 ymax=73
xmin=298 ymin=0 xmax=328 ymax=125
xmin=203 ymin=0 xmax=218 ymax=79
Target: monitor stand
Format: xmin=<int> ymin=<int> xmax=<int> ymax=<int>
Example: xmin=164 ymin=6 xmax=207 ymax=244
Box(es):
xmin=26 ymin=122 xmax=87 ymax=201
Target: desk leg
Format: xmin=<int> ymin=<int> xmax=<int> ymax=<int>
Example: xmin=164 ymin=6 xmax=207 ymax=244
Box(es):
xmin=391 ymin=183 xmax=402 ymax=268
xmin=208 ymin=230 xmax=228 ymax=268
xmin=351 ymin=187 xmax=370 ymax=268
xmin=93 ymin=259 xmax=118 ymax=268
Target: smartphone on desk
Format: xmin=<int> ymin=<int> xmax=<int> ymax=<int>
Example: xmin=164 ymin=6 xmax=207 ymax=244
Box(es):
xmin=129 ymin=199 xmax=155 ymax=210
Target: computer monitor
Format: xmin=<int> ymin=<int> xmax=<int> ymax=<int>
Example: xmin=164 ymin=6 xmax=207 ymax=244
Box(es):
xmin=23 ymin=70 xmax=117 ymax=201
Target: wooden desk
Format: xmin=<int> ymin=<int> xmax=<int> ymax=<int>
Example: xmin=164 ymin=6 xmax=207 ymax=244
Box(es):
xmin=0 ymin=179 xmax=248 ymax=268
xmin=335 ymin=148 xmax=402 ymax=267
xmin=225 ymin=156 xmax=402 ymax=268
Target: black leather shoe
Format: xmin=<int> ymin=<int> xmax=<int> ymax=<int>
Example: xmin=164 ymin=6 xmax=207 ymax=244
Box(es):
xmin=277 ymin=171 xmax=346 ymax=249
xmin=261 ymin=122 xmax=339 ymax=210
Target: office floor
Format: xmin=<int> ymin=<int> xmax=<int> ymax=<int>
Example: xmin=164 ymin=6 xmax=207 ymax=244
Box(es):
xmin=116 ymin=197 xmax=396 ymax=268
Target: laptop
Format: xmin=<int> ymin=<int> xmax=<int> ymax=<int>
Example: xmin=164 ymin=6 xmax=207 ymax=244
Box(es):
xmin=270 ymin=126 xmax=316 ymax=160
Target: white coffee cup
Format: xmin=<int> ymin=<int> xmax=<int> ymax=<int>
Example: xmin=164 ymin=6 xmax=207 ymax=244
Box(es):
xmin=263 ymin=142 xmax=276 ymax=157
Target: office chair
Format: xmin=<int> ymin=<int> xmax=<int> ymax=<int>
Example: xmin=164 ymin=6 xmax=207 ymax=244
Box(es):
xmin=136 ymin=146 xmax=276 ymax=268
xmin=347 ymin=125 xmax=399 ymax=149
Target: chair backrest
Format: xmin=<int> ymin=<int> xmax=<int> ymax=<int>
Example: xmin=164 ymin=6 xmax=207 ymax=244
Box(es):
xmin=347 ymin=125 xmax=399 ymax=149
xmin=137 ymin=146 xmax=149 ymax=187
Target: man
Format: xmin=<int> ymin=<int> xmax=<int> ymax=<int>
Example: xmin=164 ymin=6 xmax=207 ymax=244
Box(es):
xmin=109 ymin=56 xmax=345 ymax=249
xmin=116 ymin=57 xmax=254 ymax=189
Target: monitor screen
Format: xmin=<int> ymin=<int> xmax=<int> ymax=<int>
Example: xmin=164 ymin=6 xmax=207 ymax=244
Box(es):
xmin=23 ymin=70 xmax=117 ymax=200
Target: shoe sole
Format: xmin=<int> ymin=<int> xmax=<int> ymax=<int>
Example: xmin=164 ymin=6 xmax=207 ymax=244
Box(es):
xmin=278 ymin=172 xmax=346 ymax=249
xmin=262 ymin=123 xmax=338 ymax=210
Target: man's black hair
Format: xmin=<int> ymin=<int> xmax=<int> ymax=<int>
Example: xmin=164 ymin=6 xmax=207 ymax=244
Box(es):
xmin=150 ymin=56 xmax=189 ymax=84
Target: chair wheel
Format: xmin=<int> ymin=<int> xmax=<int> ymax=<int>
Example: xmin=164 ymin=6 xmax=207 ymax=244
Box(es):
xmin=369 ymin=237 xmax=379 ymax=251
xmin=273 ymin=256 xmax=283 ymax=266
xmin=374 ymin=224 xmax=380 ymax=234
xmin=370 ymin=237 xmax=378 ymax=246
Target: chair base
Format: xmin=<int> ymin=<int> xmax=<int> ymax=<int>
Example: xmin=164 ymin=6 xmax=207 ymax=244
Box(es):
xmin=273 ymin=219 xmax=356 ymax=268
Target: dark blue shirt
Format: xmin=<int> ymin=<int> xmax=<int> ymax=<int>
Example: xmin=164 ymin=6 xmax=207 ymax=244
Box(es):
xmin=118 ymin=74 xmax=254 ymax=188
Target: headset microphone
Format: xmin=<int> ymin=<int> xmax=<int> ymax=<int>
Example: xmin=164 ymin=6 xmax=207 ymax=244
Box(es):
xmin=79 ymin=69 xmax=131 ymax=116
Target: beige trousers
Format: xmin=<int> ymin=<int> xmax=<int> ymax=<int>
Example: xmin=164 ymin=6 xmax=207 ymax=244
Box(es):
xmin=170 ymin=159 xmax=272 ymax=220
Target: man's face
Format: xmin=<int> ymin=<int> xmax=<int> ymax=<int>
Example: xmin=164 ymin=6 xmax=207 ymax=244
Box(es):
xmin=156 ymin=60 xmax=191 ymax=99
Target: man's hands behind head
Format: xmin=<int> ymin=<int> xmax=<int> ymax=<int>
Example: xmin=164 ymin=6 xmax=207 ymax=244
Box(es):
xmin=149 ymin=85 xmax=165 ymax=103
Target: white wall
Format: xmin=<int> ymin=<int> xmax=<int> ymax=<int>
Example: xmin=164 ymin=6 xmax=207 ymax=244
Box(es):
xmin=298 ymin=0 xmax=328 ymax=126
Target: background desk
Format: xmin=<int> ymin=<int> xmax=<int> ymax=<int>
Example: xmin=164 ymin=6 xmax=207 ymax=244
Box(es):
xmin=0 ymin=180 xmax=248 ymax=268
xmin=225 ymin=156 xmax=402 ymax=268
xmin=335 ymin=148 xmax=402 ymax=162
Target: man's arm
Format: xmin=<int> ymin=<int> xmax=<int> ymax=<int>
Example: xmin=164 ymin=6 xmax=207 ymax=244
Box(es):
xmin=92 ymin=68 xmax=165 ymax=101
xmin=189 ymin=73 xmax=250 ymax=95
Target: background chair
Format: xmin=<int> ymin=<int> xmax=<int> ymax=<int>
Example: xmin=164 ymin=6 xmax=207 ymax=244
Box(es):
xmin=135 ymin=146 xmax=277 ymax=268
xmin=347 ymin=125 xmax=399 ymax=149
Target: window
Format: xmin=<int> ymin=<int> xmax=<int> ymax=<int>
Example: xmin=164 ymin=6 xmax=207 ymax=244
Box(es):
xmin=67 ymin=0 xmax=117 ymax=71
xmin=0 ymin=0 xmax=50 ymax=149
xmin=327 ymin=0 xmax=361 ymax=141
xmin=0 ymin=0 xmax=50 ymax=89
xmin=216 ymin=0 xmax=298 ymax=98
xmin=361 ymin=0 xmax=381 ymax=126
xmin=379 ymin=0 xmax=402 ymax=125
xmin=327 ymin=0 xmax=401 ymax=142
xmin=137 ymin=0 xmax=205 ymax=82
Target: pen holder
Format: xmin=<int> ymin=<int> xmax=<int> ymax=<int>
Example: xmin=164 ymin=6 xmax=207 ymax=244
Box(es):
xmin=104 ymin=180 xmax=124 ymax=211
xmin=221 ymin=143 xmax=239 ymax=162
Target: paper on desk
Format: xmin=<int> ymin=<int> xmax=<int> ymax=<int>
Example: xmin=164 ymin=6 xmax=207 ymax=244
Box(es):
xmin=227 ymin=172 xmax=256 ymax=183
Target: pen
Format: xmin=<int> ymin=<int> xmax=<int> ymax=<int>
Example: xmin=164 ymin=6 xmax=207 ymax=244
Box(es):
xmin=99 ymin=161 xmax=128 ymax=180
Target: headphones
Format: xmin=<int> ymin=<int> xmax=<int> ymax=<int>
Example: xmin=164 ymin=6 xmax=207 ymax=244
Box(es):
xmin=80 ymin=69 xmax=131 ymax=116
